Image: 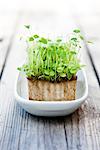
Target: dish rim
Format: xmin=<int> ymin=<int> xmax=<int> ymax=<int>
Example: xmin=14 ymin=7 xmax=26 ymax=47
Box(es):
xmin=14 ymin=69 xmax=88 ymax=105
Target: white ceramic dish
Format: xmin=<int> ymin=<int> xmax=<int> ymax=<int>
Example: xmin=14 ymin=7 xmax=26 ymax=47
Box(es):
xmin=14 ymin=69 xmax=88 ymax=116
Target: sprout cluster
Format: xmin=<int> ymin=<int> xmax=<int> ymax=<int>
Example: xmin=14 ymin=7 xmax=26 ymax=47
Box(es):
xmin=18 ymin=27 xmax=84 ymax=82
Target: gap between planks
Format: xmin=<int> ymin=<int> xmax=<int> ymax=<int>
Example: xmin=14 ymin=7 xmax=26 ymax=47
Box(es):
xmin=0 ymin=12 xmax=23 ymax=80
xmin=72 ymin=14 xmax=100 ymax=87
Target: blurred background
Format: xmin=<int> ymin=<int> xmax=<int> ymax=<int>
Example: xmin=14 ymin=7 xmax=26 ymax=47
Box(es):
xmin=0 ymin=0 xmax=100 ymax=37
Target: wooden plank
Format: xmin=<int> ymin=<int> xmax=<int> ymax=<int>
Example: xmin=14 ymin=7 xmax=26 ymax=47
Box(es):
xmin=75 ymin=14 xmax=100 ymax=83
xmin=0 ymin=13 xmax=18 ymax=78
xmin=85 ymin=40 xmax=100 ymax=84
xmin=64 ymin=48 xmax=100 ymax=149
xmin=64 ymin=14 xmax=100 ymax=150
xmin=0 ymin=39 xmax=11 ymax=78
xmin=0 ymin=12 xmax=100 ymax=150
xmin=63 ymin=27 xmax=100 ymax=149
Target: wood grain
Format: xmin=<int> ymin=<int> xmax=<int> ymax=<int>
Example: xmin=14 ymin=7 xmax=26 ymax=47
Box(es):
xmin=0 ymin=12 xmax=100 ymax=150
xmin=0 ymin=13 xmax=19 ymax=79
xmin=75 ymin=14 xmax=100 ymax=84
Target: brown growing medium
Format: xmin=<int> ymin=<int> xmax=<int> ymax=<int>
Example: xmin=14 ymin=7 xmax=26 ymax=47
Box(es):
xmin=28 ymin=77 xmax=77 ymax=101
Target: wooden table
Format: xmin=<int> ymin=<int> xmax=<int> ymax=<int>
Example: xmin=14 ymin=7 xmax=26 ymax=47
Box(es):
xmin=0 ymin=11 xmax=100 ymax=150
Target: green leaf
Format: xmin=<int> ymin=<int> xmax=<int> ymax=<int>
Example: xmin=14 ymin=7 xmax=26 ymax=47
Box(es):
xmin=71 ymin=38 xmax=77 ymax=41
xmin=24 ymin=25 xmax=30 ymax=29
xmin=56 ymin=39 xmax=62 ymax=42
xmin=70 ymin=69 xmax=77 ymax=74
xmin=29 ymin=37 xmax=34 ymax=41
xmin=87 ymin=41 xmax=93 ymax=44
xmin=60 ymin=73 xmax=66 ymax=77
xmin=50 ymin=71 xmax=55 ymax=76
xmin=57 ymin=67 xmax=63 ymax=73
xmin=39 ymin=38 xmax=47 ymax=44
xmin=44 ymin=70 xmax=49 ymax=75
xmin=33 ymin=34 xmax=39 ymax=38
xmin=48 ymin=39 xmax=51 ymax=42
xmin=80 ymin=35 xmax=84 ymax=40
xmin=73 ymin=29 xmax=80 ymax=33
xmin=67 ymin=72 xmax=72 ymax=80
xmin=70 ymin=51 xmax=77 ymax=54
xmin=44 ymin=76 xmax=50 ymax=80
xmin=17 ymin=67 xmax=21 ymax=71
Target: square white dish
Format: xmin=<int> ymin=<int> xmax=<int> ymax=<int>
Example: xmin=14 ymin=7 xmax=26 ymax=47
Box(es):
xmin=14 ymin=69 xmax=88 ymax=116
